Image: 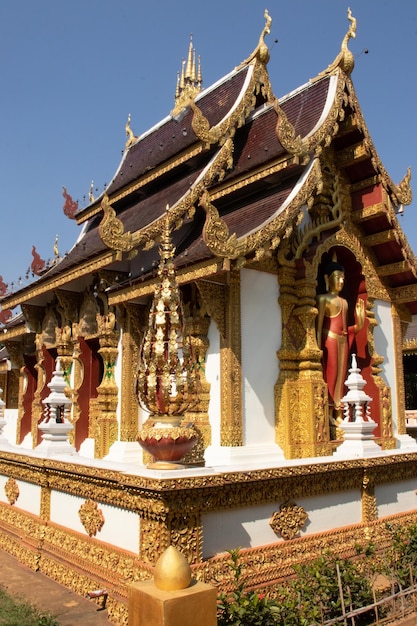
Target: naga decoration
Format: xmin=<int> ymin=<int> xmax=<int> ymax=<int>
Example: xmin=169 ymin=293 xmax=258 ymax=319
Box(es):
xmin=98 ymin=193 xmax=133 ymax=253
xmin=236 ymin=9 xmax=272 ymax=69
xmin=125 ymin=113 xmax=138 ymax=149
xmin=314 ymin=7 xmax=357 ymax=79
xmin=62 ymin=186 xmax=78 ymax=219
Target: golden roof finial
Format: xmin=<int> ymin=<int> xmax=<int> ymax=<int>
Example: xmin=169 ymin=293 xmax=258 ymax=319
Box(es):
xmin=236 ymin=9 xmax=272 ymax=70
xmin=313 ymin=7 xmax=357 ymax=80
xmin=53 ymin=234 xmax=59 ymax=262
xmin=171 ymin=35 xmax=203 ymax=117
xmin=185 ymin=34 xmax=194 ymax=81
xmin=125 ymin=113 xmax=138 ymax=149
xmin=89 ymin=181 xmax=95 ymax=203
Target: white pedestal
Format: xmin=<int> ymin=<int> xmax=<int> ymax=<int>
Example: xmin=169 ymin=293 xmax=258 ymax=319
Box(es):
xmin=204 ymin=443 xmax=285 ymax=469
xmin=37 ymin=421 xmax=76 ymax=457
xmin=104 ymin=441 xmax=143 ymax=463
xmin=0 ymin=418 xmax=12 ymax=448
xmin=396 ymin=433 xmax=417 ymax=450
xmin=333 ymin=419 xmax=383 ymax=458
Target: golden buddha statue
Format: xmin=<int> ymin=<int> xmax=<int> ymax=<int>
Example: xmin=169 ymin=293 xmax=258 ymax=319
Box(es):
xmin=316 ymin=259 xmax=365 ymax=425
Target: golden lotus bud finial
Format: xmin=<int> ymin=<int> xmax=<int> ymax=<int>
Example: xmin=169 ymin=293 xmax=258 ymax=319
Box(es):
xmin=154 ymin=546 xmax=192 ymax=591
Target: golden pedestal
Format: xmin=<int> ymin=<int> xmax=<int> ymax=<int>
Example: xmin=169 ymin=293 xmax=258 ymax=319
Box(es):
xmin=128 ymin=580 xmax=217 ymax=626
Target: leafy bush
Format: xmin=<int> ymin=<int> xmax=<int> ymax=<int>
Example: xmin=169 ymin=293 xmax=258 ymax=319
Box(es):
xmin=217 ymin=549 xmax=280 ymax=625
xmin=383 ymin=521 xmax=417 ymax=589
xmin=217 ymin=544 xmax=379 ymax=626
xmin=289 ymin=548 xmax=377 ymax=625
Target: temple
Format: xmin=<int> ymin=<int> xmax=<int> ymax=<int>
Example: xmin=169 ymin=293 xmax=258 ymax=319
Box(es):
xmin=1 ymin=10 xmax=417 ymax=624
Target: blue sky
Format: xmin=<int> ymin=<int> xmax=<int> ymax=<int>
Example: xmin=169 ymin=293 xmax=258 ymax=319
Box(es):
xmin=0 ymin=1 xmax=416 ymax=291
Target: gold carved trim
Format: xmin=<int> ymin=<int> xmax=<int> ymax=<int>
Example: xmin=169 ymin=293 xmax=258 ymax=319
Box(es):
xmin=377 ymin=261 xmax=411 ymax=277
xmin=120 ymin=306 xmax=144 ymax=442
xmin=133 ymin=138 xmax=234 ymax=252
xmin=4 ymin=477 xmax=19 ymax=505
xmin=0 ymin=323 xmax=27 ymax=341
xmin=78 ymin=499 xmax=105 ymax=537
xmin=4 ymin=449 xmax=417 ymax=507
xmin=392 ymin=305 xmax=407 ymax=436
xmin=351 ymin=202 xmax=385 ymax=222
xmin=361 ymin=470 xmax=377 ymax=523
xmin=108 ymin=260 xmax=222 ymax=306
xmin=236 ymin=9 xmax=272 ymax=69
xmin=2 ymin=251 xmax=121 ymax=311
xmin=344 ymin=78 xmax=412 ymax=208
xmin=98 ymin=193 xmax=134 ymax=253
xmin=76 ymin=144 xmax=205 ymax=225
xmin=201 ymin=158 xmax=322 ymax=261
xmin=209 ymin=154 xmax=300 ymax=203
xmin=391 ymin=284 xmax=417 ymax=304
xmin=97 ymin=138 xmax=234 ymax=259
xmin=221 ymin=270 xmax=242 ymax=446
xmin=270 ymin=501 xmax=308 ymax=540
xmin=40 ymin=486 xmax=51 ymax=521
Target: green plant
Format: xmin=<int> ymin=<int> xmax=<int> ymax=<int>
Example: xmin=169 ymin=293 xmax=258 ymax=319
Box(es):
xmin=217 ymin=544 xmax=382 ymax=626
xmin=0 ymin=585 xmax=59 ymax=626
xmin=217 ymin=549 xmax=280 ymax=625
xmin=384 ymin=521 xmax=417 ymax=589
xmin=290 ymin=548 xmax=377 ymax=625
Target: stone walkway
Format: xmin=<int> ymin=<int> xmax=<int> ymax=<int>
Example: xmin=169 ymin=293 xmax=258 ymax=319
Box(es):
xmin=0 ymin=549 xmax=114 ymax=625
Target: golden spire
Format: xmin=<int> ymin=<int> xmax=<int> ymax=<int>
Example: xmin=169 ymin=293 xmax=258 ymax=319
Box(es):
xmin=137 ymin=206 xmax=200 ymax=423
xmin=171 ymin=35 xmax=203 ymax=117
xmin=185 ymin=35 xmax=195 ymax=82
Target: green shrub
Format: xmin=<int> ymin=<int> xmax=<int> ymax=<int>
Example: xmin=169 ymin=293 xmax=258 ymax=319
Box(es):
xmin=217 ymin=549 xmax=280 ymax=625
xmin=289 ymin=548 xmax=377 ymax=625
xmin=217 ymin=544 xmax=378 ymax=626
xmin=383 ymin=521 xmax=417 ymax=589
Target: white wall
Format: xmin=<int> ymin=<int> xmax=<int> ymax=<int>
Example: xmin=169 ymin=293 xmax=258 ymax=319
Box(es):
xmin=3 ymin=408 xmax=18 ymax=445
xmin=205 ymin=319 xmax=221 ymax=448
xmin=50 ymin=490 xmax=139 ymax=553
xmin=241 ymin=269 xmax=280 ymax=445
xmin=202 ymin=489 xmax=361 ymax=558
xmin=373 ymin=301 xmax=397 ymax=430
xmin=0 ymin=476 xmax=41 ymax=515
xmin=376 ymin=479 xmax=417 ymax=517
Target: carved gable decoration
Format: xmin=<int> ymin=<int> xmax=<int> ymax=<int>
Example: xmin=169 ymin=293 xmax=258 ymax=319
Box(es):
xmin=42 ymin=309 xmax=59 ymax=347
xmin=78 ymin=293 xmax=99 ymax=337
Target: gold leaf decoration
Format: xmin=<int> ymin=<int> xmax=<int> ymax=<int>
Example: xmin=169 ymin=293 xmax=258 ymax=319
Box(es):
xmin=78 ymin=499 xmax=105 ymax=537
xmin=98 ymin=193 xmax=133 ymax=253
xmin=270 ymin=500 xmax=308 ymax=540
xmin=4 ymin=477 xmax=19 ymax=506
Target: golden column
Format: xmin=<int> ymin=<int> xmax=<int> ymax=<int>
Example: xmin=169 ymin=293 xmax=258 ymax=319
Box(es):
xmin=95 ymin=312 xmax=120 ymax=458
xmin=275 ymin=263 xmax=331 ymax=459
xmin=220 ymin=269 xmax=243 ymax=447
xmin=183 ymin=302 xmax=211 ymax=465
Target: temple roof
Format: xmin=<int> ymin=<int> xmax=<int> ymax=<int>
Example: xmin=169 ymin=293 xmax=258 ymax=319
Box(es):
xmin=1 ymin=8 xmax=416 ymax=317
